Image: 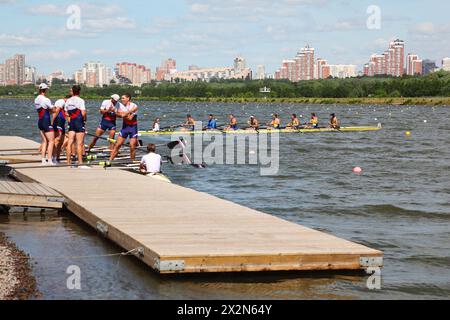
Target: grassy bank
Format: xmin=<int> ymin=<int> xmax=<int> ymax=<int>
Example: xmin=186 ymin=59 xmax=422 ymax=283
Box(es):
xmin=1 ymin=95 xmax=450 ymax=106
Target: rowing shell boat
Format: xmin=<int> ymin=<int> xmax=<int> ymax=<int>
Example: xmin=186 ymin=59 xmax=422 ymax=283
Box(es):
xmin=138 ymin=125 xmax=382 ymax=136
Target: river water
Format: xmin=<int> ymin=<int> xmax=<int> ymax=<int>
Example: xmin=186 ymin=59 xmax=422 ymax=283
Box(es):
xmin=0 ymin=98 xmax=449 ymax=300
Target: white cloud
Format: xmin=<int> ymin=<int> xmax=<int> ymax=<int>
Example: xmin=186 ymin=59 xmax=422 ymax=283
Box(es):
xmin=190 ymin=3 xmax=210 ymax=13
xmin=25 ymin=4 xmax=64 ymax=16
xmin=83 ymin=17 xmax=137 ymax=32
xmin=30 ymin=49 xmax=81 ymax=61
xmin=22 ymin=2 xmax=137 ymax=33
xmin=413 ymin=22 xmax=436 ymax=35
xmin=0 ymin=33 xmax=43 ymax=46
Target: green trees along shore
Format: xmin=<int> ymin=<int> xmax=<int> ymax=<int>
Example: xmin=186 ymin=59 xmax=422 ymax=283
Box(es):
xmin=1 ymin=70 xmax=450 ymax=106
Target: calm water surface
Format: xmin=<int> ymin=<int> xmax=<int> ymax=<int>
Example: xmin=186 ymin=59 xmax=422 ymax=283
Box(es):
xmin=0 ymin=98 xmax=449 ymax=300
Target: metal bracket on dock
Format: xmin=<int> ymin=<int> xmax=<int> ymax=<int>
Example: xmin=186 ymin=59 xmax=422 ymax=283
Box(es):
xmin=136 ymin=247 xmax=144 ymax=257
xmin=360 ymin=257 xmax=383 ymax=268
xmin=46 ymin=197 xmax=66 ymax=204
xmin=96 ymin=221 xmax=109 ymax=235
xmin=154 ymin=258 xmax=185 ymax=272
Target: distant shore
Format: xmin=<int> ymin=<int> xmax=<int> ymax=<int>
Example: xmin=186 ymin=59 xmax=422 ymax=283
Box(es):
xmin=1 ymin=95 xmax=450 ymax=106
xmin=0 ymin=232 xmax=38 ymax=300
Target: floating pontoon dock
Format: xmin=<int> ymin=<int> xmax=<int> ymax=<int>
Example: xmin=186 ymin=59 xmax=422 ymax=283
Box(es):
xmin=0 ymin=136 xmax=383 ymax=274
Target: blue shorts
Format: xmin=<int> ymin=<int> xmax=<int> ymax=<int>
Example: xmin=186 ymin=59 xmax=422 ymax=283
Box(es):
xmin=38 ymin=118 xmax=54 ymax=133
xmin=69 ymin=119 xmax=86 ymax=133
xmin=54 ymin=118 xmax=66 ymax=134
xmin=99 ymin=119 xmax=116 ymax=132
xmin=120 ymin=125 xmax=138 ymax=139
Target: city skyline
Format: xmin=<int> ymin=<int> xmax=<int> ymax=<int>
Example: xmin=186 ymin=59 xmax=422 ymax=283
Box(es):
xmin=1 ymin=0 xmax=449 ymax=76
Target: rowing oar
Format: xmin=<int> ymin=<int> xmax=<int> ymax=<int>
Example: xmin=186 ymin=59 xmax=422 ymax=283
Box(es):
xmin=163 ymin=138 xmax=206 ymax=169
xmin=86 ymin=133 xmax=179 ymax=151
xmin=85 ymin=133 xmax=144 ymax=149
xmin=202 ymin=123 xmax=226 ymax=131
xmin=0 ymin=148 xmax=39 ymax=152
xmin=0 ymin=151 xmax=41 ymax=156
xmin=159 ymin=124 xmax=183 ymax=131
xmin=7 ymin=159 xmax=139 ymax=170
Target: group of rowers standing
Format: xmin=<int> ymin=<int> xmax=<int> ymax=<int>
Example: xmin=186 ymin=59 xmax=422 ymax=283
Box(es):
xmin=34 ymin=83 xmax=161 ymax=174
xmin=150 ymin=112 xmax=340 ymax=132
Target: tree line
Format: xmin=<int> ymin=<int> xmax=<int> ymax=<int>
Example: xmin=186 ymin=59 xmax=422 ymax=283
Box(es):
xmin=1 ymin=71 xmax=449 ymax=99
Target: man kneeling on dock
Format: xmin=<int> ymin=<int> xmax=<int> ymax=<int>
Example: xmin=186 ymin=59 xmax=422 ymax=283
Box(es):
xmin=140 ymin=144 xmax=162 ymax=174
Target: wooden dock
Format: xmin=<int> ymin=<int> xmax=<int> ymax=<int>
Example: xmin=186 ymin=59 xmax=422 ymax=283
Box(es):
xmin=0 ymin=180 xmax=64 ymax=209
xmin=1 ymin=136 xmax=383 ymax=274
xmin=0 ymin=136 xmax=41 ymax=164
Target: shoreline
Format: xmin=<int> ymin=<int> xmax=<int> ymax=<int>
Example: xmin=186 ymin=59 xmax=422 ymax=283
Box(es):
xmin=1 ymin=96 xmax=449 ymax=106
xmin=0 ymin=232 xmax=39 ymax=300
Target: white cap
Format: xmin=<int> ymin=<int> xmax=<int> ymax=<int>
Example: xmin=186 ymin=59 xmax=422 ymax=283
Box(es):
xmin=111 ymin=94 xmax=120 ymax=102
xmin=39 ymin=83 xmax=49 ymax=90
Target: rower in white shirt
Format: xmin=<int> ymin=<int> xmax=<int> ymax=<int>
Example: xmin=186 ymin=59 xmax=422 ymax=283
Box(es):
xmin=140 ymin=144 xmax=162 ymax=174
xmin=65 ymin=85 xmax=87 ymax=165
xmin=34 ymin=83 xmax=55 ymax=165
xmin=152 ymin=118 xmax=161 ymax=132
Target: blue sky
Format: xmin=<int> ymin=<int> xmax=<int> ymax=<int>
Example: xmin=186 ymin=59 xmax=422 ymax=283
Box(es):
xmin=1 ymin=0 xmax=449 ymax=76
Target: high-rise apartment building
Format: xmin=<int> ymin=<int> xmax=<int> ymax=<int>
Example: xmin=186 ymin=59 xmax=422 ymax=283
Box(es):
xmin=275 ymin=44 xmax=315 ymax=82
xmin=15 ymin=54 xmax=25 ymax=85
xmin=406 ymin=54 xmax=423 ymax=76
xmin=296 ymin=45 xmax=315 ymax=81
xmin=256 ymin=65 xmax=266 ymax=80
xmin=116 ymin=62 xmax=151 ymax=86
xmin=24 ymin=66 xmax=36 ymax=84
xmin=364 ymin=39 xmax=405 ymax=77
xmin=1 ymin=54 xmax=26 ymax=85
xmin=316 ymin=58 xmax=330 ymax=79
xmin=422 ymin=60 xmax=437 ymax=75
xmin=156 ymin=58 xmax=177 ymax=81
xmin=73 ymin=61 xmax=113 ymax=87
xmin=0 ymin=64 xmax=4 ymax=85
xmin=234 ymin=57 xmax=246 ymax=73
xmin=387 ymin=39 xmax=405 ymax=76
xmin=442 ymin=57 xmax=450 ymax=72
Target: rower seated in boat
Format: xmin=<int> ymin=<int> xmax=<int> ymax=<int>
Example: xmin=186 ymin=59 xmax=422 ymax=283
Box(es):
xmin=181 ymin=114 xmax=196 ymax=131
xmin=247 ymin=116 xmax=259 ymax=130
xmin=267 ymin=114 xmax=281 ymax=130
xmin=205 ymin=114 xmax=217 ymax=130
xmin=140 ymin=144 xmax=162 ymax=174
xmin=329 ymin=113 xmax=340 ymax=129
xmin=224 ymin=114 xmax=238 ymax=131
xmin=286 ymin=114 xmax=301 ymax=129
xmin=152 ymin=118 xmax=161 ymax=132
xmin=306 ymin=113 xmax=319 ymax=129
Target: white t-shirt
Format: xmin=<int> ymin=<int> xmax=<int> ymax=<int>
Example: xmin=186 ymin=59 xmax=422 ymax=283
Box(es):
xmin=34 ymin=95 xmax=53 ymax=110
xmin=65 ymin=96 xmax=86 ymax=112
xmin=153 ymin=123 xmax=160 ymax=132
xmin=100 ymin=99 xmax=116 ymax=111
xmin=141 ymin=153 xmax=162 ymax=174
xmin=117 ymin=102 xmax=138 ymax=114
xmin=54 ymin=99 xmax=65 ymax=109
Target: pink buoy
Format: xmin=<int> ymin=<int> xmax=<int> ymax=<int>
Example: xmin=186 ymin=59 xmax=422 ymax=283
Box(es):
xmin=353 ymin=167 xmax=362 ymax=174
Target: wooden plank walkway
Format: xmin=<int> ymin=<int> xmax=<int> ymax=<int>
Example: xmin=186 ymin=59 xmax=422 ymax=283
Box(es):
xmin=0 ymin=180 xmax=64 ymax=209
xmin=0 ymin=136 xmax=41 ymax=164
xmin=2 ymin=136 xmax=383 ymax=274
